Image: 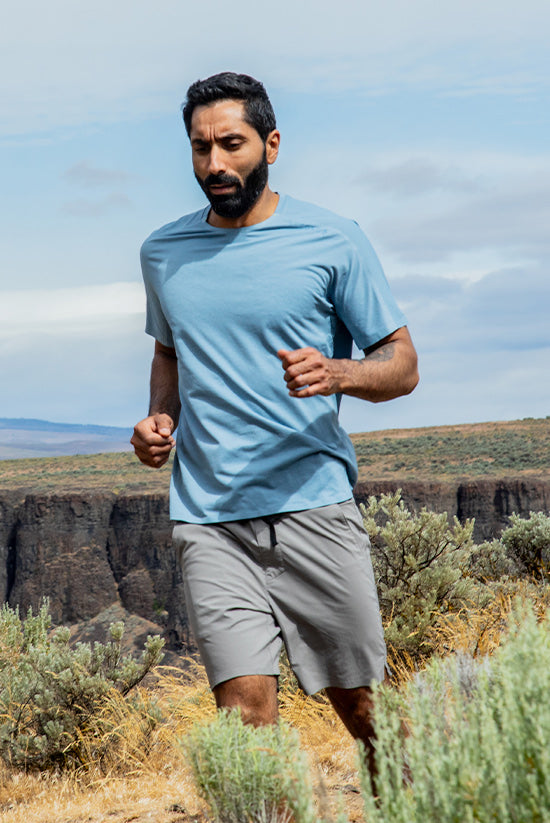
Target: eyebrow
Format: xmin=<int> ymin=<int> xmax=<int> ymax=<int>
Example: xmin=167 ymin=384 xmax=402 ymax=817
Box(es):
xmin=191 ymin=132 xmax=247 ymax=145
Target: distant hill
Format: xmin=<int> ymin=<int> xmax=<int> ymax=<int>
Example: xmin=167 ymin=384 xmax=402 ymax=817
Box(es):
xmin=0 ymin=417 xmax=548 ymax=492
xmin=350 ymin=417 xmax=550 ymax=484
xmin=0 ymin=418 xmax=133 ymax=460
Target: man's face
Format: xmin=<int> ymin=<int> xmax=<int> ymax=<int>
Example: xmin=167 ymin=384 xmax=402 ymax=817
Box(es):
xmin=190 ymin=100 xmax=275 ymax=219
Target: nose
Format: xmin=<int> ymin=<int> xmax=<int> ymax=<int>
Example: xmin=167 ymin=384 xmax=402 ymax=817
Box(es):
xmin=207 ymin=145 xmax=226 ymax=176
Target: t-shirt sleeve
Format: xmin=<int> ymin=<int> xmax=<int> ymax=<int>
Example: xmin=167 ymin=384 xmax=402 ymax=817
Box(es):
xmin=140 ymin=241 xmax=175 ymax=348
xmin=330 ymin=222 xmax=407 ymax=350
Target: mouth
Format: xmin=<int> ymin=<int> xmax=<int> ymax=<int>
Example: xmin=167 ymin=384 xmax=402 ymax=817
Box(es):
xmin=208 ymin=183 xmax=238 ymax=195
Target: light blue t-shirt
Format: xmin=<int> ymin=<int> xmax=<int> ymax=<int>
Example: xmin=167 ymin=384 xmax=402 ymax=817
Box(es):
xmin=140 ymin=194 xmax=406 ymax=523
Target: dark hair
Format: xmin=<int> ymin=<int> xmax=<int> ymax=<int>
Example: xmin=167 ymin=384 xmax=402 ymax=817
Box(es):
xmin=182 ymin=72 xmax=276 ymax=141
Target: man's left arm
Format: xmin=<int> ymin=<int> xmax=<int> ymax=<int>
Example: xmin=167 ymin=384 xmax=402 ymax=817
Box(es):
xmin=277 ymin=326 xmax=419 ymax=403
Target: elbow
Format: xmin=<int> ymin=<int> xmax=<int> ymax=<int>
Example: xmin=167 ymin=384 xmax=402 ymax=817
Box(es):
xmin=371 ymin=369 xmax=419 ymax=403
xmin=404 ymin=364 xmax=420 ymax=396
xmin=388 ymin=359 xmax=419 ymax=402
xmin=396 ymin=335 xmax=419 ymax=398
xmin=403 ymin=345 xmax=420 ymax=395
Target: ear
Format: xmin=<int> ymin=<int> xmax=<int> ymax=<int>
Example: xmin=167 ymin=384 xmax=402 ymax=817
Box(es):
xmin=265 ymin=129 xmax=281 ymax=165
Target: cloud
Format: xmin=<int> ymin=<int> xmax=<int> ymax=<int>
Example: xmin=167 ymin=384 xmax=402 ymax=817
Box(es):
xmin=391 ymin=274 xmax=463 ymax=303
xmin=59 ymin=161 xmax=135 ymax=217
xmin=1 ymin=272 xmax=548 ymax=431
xmin=340 ymin=334 xmax=550 ymax=433
xmin=63 ymin=161 xmax=135 ymax=188
xmin=0 ymin=313 xmax=152 ymax=427
xmin=393 ymin=264 xmax=550 ymax=355
xmin=351 ymin=152 xmax=550 ymax=265
xmin=1 ymin=0 xmax=549 ymax=136
xmin=356 ymin=158 xmax=482 ymax=198
xmin=439 ymin=71 xmax=547 ymax=99
xmin=0 ymin=282 xmax=151 ymax=426
xmin=61 ymin=193 xmax=132 ymax=217
xmin=0 ymin=282 xmax=145 ymax=337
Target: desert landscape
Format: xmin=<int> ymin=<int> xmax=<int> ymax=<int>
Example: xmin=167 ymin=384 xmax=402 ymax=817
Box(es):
xmin=0 ymin=419 xmax=549 ymax=821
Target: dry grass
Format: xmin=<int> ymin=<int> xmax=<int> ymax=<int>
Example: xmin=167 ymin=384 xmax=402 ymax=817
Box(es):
xmin=0 ymin=660 xmax=361 ymax=823
xmin=0 ymin=769 xmax=205 ymax=823
xmin=2 ymin=591 xmax=548 ymax=823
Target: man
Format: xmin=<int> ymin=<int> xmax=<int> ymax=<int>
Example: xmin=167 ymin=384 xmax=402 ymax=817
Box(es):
xmin=131 ymin=71 xmax=418 ymax=776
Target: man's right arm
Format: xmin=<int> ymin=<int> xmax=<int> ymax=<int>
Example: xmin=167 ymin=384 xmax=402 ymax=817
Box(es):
xmin=131 ymin=340 xmax=181 ymax=468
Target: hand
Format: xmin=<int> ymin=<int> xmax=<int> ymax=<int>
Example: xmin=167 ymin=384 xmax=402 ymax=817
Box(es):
xmin=131 ymin=413 xmax=176 ymax=468
xmin=277 ymin=347 xmax=344 ymax=398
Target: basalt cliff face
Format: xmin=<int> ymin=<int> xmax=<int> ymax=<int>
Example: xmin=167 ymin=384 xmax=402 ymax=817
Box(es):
xmin=1 ymin=490 xmax=190 ymax=652
xmin=1 ymin=478 xmax=549 ymax=650
xmin=354 ymin=476 xmax=550 ymax=541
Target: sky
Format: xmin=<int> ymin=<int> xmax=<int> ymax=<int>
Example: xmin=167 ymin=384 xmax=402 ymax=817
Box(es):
xmin=1 ymin=0 xmax=549 ymax=434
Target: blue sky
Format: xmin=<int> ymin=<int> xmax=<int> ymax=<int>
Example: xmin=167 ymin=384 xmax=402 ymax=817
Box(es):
xmin=1 ymin=0 xmax=549 ymax=433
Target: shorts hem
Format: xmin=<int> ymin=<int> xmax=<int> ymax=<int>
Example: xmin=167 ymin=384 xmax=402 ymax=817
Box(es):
xmin=208 ymin=667 xmax=281 ymax=691
xmin=298 ymin=669 xmax=386 ymax=696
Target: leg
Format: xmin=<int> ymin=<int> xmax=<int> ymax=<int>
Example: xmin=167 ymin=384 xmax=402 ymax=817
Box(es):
xmin=174 ymin=521 xmax=283 ymax=717
xmin=214 ymin=674 xmax=279 ymax=726
xmin=214 ymin=675 xmax=295 ymax=823
xmin=326 ymin=685 xmax=378 ymax=787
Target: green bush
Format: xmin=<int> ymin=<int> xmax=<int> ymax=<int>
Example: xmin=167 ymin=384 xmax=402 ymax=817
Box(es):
xmin=359 ymin=604 xmax=550 ymax=823
xmin=501 ymin=511 xmax=550 ymax=579
xmin=0 ymin=600 xmax=164 ymax=769
xmin=468 ymin=511 xmax=550 ymax=589
xmin=467 ymin=536 xmax=518 ymax=583
xmin=183 ymin=710 xmax=320 ymax=823
xmin=360 ymin=491 xmax=481 ymax=658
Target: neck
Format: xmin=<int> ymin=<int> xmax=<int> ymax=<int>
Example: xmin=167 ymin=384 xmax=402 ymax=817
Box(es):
xmin=207 ymin=187 xmax=279 ymax=229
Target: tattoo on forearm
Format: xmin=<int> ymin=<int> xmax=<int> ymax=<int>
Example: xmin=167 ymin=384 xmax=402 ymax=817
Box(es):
xmin=364 ymin=342 xmax=396 ymax=363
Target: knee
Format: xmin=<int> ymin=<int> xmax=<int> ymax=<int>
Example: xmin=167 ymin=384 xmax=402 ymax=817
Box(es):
xmin=214 ymin=675 xmax=278 ymax=726
xmin=326 ymin=685 xmax=375 ymax=735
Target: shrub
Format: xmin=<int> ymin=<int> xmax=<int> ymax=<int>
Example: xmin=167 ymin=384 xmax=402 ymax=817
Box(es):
xmin=467 ymin=536 xmax=519 ymax=583
xmin=468 ymin=511 xmax=550 ymax=590
xmin=183 ymin=709 xmax=319 ymax=823
xmin=360 ymin=491 xmax=481 ymax=659
xmin=0 ymin=600 xmax=164 ymax=769
xmin=359 ymin=603 xmax=550 ymax=823
xmin=501 ymin=511 xmax=550 ymax=579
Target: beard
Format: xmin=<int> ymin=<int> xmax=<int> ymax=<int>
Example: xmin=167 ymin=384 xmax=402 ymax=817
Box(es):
xmin=195 ymin=150 xmax=269 ymax=219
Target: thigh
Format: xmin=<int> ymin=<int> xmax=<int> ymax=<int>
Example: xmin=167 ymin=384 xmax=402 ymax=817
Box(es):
xmin=268 ymin=500 xmax=386 ymax=695
xmin=173 ymin=521 xmax=283 ymax=689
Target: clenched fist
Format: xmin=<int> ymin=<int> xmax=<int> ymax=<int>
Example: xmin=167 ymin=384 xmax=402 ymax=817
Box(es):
xmin=131 ymin=413 xmax=176 ymax=468
xmin=277 ymin=347 xmax=345 ymax=398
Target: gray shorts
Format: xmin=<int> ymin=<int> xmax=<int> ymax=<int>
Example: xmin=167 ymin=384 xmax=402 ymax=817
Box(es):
xmin=172 ymin=499 xmax=386 ymax=695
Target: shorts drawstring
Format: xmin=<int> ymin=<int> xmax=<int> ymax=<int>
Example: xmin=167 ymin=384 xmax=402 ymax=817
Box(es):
xmin=261 ymin=515 xmax=280 ymax=548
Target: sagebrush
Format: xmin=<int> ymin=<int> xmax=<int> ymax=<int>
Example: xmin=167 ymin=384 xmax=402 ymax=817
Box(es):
xmin=359 ymin=603 xmax=550 ymax=822
xmin=183 ymin=709 xmax=319 ymax=823
xmin=0 ymin=600 xmax=164 ymax=769
xmin=362 ymin=492 xmax=550 ymax=661
xmin=361 ymin=491 xmax=481 ymax=659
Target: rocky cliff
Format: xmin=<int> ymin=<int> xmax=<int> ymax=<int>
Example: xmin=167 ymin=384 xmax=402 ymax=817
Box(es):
xmin=354 ymin=476 xmax=550 ymax=541
xmin=1 ymin=477 xmax=549 ymax=650
xmin=1 ymin=490 xmax=190 ymax=653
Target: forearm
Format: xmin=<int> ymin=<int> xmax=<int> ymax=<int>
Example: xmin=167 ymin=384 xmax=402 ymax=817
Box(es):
xmin=148 ymin=347 xmax=181 ymax=427
xmin=333 ymin=339 xmax=419 ymax=403
xmin=278 ymin=326 xmax=419 ymax=402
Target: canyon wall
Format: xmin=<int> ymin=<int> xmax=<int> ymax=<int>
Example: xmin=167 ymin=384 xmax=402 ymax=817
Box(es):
xmin=354 ymin=476 xmax=550 ymax=541
xmin=1 ymin=477 xmax=549 ymax=649
xmin=0 ymin=490 xmax=190 ymax=651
